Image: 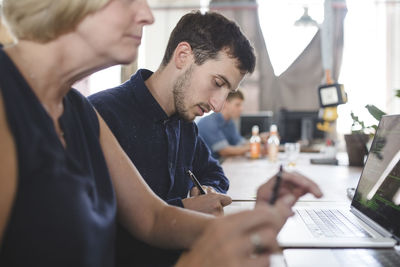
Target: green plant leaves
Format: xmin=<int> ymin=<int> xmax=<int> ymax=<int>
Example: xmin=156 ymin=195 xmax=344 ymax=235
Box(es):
xmin=365 ymin=104 xmax=386 ymax=121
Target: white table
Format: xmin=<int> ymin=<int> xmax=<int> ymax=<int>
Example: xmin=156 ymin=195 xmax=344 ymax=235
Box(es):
xmin=223 ymin=152 xmax=362 ymax=203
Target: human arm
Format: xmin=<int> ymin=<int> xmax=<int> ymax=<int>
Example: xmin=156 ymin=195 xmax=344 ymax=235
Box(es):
xmin=175 ymin=197 xmax=295 ymax=267
xmin=0 ymin=93 xmax=18 ymax=247
xmin=181 ymin=193 xmax=232 ymax=216
xmin=217 ymin=120 xmax=249 ymax=157
xmin=174 ymin=168 xmax=322 ymax=266
xmin=197 ymin=115 xmax=248 ymax=158
xmin=177 ymin=132 xmax=231 ymax=216
xmin=96 ymin=112 xmax=212 ymax=249
xmin=165 ymin=191 xmax=232 ymax=217
xmin=217 ymin=143 xmax=250 ymax=157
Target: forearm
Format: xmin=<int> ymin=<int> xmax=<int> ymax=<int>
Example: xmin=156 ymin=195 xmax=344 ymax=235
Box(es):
xmin=218 ymin=144 xmax=249 ymax=157
xmin=147 ymin=204 xmax=213 ymax=249
xmin=98 ymin=112 xmax=213 ymax=249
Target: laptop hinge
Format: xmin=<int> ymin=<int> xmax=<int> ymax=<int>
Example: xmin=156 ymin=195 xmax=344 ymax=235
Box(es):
xmin=350 ymin=207 xmax=397 ymax=241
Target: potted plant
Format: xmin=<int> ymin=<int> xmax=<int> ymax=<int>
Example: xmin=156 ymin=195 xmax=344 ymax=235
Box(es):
xmin=345 ymin=104 xmax=386 ymax=166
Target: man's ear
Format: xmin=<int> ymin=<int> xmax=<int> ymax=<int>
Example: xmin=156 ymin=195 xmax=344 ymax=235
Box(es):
xmin=173 ymin=42 xmax=193 ymax=70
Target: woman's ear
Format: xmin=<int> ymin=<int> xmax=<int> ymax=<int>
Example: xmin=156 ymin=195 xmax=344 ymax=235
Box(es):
xmin=173 ymin=42 xmax=193 ymax=69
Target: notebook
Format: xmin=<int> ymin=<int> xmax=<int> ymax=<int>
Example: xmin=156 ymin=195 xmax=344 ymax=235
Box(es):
xmin=278 ymin=115 xmax=400 ymax=248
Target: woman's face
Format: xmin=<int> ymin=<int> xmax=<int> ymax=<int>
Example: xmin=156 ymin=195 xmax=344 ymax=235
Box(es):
xmin=75 ymin=0 xmax=154 ymax=65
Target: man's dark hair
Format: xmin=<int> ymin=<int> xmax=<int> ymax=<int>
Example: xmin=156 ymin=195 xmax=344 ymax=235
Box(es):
xmin=161 ymin=11 xmax=256 ymax=74
xmin=226 ymin=90 xmax=244 ymax=102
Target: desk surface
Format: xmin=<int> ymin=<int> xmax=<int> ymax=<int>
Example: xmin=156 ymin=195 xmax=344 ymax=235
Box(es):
xmin=223 ymin=152 xmax=362 ymax=203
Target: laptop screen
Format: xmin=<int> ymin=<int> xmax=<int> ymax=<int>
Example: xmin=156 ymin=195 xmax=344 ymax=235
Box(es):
xmin=352 ymin=115 xmax=400 ymax=240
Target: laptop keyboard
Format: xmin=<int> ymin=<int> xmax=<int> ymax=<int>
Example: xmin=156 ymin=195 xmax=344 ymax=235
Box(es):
xmin=333 ymin=249 xmax=400 ymax=267
xmin=296 ymin=209 xmax=372 ymax=238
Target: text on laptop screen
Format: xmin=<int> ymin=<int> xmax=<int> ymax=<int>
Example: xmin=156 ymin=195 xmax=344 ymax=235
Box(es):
xmin=352 ymin=115 xmax=400 ymax=239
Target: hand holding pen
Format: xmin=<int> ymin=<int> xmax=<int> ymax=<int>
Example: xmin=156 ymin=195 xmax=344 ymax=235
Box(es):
xmin=269 ymin=164 xmax=283 ymax=205
xmin=184 ymin=170 xmax=232 ymax=216
xmin=255 ymin=166 xmax=323 ymax=207
xmin=187 ymin=170 xmax=207 ymax=195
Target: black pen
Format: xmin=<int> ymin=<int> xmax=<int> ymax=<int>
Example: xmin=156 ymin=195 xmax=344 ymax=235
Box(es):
xmin=187 ymin=170 xmax=207 ymax=195
xmin=269 ymin=164 xmax=283 ymax=205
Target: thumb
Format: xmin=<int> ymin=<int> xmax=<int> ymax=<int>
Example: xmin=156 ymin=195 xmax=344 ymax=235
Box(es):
xmin=190 ymin=186 xmax=200 ymax=196
xmin=218 ymin=194 xmax=232 ymax=207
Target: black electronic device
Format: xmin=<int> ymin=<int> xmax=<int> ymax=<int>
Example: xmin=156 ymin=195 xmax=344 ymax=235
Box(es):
xmin=239 ymin=111 xmax=273 ymax=138
xmin=310 ymin=157 xmax=339 ymax=165
xmin=277 ymin=109 xmax=325 ymax=144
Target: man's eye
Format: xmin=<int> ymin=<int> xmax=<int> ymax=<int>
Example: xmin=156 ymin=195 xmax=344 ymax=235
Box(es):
xmin=215 ymin=81 xmax=223 ymax=87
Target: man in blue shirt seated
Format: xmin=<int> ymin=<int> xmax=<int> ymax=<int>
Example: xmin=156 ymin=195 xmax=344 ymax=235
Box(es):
xmin=197 ymin=90 xmax=251 ymax=160
xmin=89 ymin=11 xmax=256 ymax=267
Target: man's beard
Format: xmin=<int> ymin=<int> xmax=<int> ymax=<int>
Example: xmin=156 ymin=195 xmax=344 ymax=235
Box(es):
xmin=172 ymin=65 xmax=195 ymax=122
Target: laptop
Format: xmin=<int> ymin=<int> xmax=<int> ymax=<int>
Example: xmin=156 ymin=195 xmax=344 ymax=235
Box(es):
xmin=278 ymin=114 xmax=400 ymax=248
xmin=284 ymin=248 xmax=400 ymax=267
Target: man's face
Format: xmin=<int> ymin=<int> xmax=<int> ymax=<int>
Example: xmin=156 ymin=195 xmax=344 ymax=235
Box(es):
xmin=224 ymin=98 xmax=244 ymax=120
xmin=172 ymin=51 xmax=245 ymax=122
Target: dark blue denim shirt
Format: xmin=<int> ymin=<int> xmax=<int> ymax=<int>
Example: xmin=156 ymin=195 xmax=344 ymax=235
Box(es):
xmin=89 ymin=69 xmax=229 ymax=207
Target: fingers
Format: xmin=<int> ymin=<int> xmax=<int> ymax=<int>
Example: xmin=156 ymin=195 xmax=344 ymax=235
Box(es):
xmin=255 ymin=182 xmax=273 ymax=203
xmin=256 ymin=200 xmax=293 ymax=229
xmin=218 ymin=194 xmax=232 ymax=206
xmin=282 ymin=171 xmax=323 ymax=198
xmin=190 ymin=186 xmax=217 ymax=196
xmin=204 ymin=186 xmax=216 ymax=194
xmin=243 ymin=254 xmax=271 ymax=267
xmin=222 ymin=204 xmax=289 ymax=236
xmin=186 ymin=206 xmax=288 ymax=267
xmin=247 ymin=228 xmax=281 ymax=255
xmin=195 ymin=191 xmax=232 ymax=207
xmin=208 ymin=194 xmax=232 ymax=216
xmin=190 ymin=186 xmax=200 ymax=196
xmin=256 ymin=171 xmax=323 ymax=205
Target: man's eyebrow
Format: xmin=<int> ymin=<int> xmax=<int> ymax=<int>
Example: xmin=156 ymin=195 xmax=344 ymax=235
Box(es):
xmin=216 ymin=75 xmax=232 ymax=90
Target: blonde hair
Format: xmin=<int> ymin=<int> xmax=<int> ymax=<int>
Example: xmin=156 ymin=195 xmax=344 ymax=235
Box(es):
xmin=2 ymin=0 xmax=109 ymax=42
xmin=0 ymin=5 xmax=14 ymax=45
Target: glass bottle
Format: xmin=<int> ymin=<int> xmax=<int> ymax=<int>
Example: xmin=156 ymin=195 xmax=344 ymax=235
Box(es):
xmin=267 ymin=124 xmax=280 ymax=162
xmin=250 ymin=125 xmax=261 ymax=159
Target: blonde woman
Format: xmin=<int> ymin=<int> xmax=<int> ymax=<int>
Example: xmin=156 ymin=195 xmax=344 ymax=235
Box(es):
xmin=0 ymin=0 xmax=322 ymax=266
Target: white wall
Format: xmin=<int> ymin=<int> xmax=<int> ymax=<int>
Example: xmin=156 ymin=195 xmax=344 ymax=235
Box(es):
xmin=140 ymin=0 xmax=208 ymax=70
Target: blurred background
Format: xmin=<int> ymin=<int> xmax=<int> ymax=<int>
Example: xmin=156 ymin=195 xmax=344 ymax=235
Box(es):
xmin=1 ymin=0 xmax=399 ymax=149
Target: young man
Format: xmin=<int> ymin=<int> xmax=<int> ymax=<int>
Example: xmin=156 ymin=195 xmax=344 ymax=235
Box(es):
xmin=89 ymin=11 xmax=256 ymax=266
xmin=197 ymin=90 xmax=251 ymax=159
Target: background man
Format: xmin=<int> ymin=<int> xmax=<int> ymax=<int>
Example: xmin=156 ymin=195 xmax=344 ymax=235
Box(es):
xmin=197 ymin=90 xmax=251 ymax=159
xmin=89 ymin=11 xmax=255 ymax=266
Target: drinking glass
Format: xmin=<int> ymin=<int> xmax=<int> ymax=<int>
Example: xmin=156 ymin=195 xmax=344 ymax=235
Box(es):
xmin=284 ymin=142 xmax=300 ymax=167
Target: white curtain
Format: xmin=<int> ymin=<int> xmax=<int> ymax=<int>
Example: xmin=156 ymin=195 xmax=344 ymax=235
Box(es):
xmin=210 ymin=0 xmax=347 ymax=116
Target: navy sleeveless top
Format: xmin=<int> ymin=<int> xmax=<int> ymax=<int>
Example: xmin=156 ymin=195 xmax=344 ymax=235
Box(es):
xmin=0 ymin=49 xmax=117 ymax=266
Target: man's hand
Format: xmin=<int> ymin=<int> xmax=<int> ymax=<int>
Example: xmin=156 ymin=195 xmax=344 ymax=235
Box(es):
xmin=190 ymin=185 xmax=216 ymax=196
xmin=182 ymin=193 xmax=232 ymax=216
xmin=256 ymin=170 xmax=323 ymax=208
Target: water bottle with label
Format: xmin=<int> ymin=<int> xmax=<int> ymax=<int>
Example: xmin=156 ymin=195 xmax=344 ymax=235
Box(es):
xmin=267 ymin=124 xmax=280 ymax=162
xmin=250 ymin=125 xmax=261 ymax=159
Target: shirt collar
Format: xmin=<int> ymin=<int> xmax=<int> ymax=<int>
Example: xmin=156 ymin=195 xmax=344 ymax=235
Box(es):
xmin=128 ymin=69 xmax=169 ymax=123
